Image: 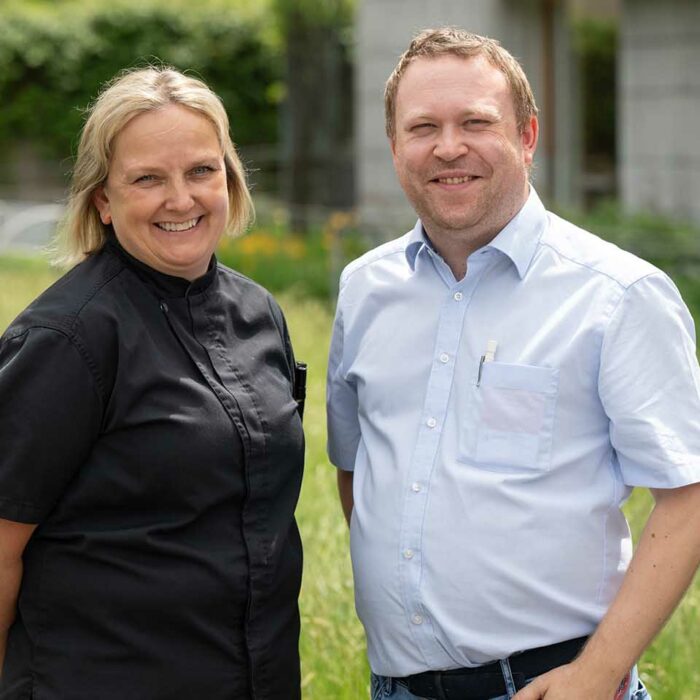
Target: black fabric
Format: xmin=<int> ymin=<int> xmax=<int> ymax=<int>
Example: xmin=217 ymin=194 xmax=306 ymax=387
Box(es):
xmin=0 ymin=239 xmax=304 ymax=699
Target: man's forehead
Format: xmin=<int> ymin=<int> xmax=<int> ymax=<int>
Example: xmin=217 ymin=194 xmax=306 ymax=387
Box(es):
xmin=395 ymin=54 xmax=510 ymax=114
xmin=399 ymin=53 xmax=507 ymax=89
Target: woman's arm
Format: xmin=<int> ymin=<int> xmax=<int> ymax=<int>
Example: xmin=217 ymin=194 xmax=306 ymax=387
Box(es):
xmin=0 ymin=519 xmax=37 ymax=671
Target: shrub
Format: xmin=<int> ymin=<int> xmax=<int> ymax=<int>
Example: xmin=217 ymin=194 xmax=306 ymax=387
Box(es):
xmin=0 ymin=0 xmax=281 ymax=160
xmin=217 ymin=212 xmax=366 ymax=300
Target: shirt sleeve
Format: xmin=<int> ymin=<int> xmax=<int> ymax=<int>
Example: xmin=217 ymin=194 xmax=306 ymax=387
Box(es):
xmin=326 ymin=294 xmax=361 ymax=471
xmin=599 ymin=272 xmax=700 ymax=488
xmin=0 ymin=327 xmax=103 ymax=523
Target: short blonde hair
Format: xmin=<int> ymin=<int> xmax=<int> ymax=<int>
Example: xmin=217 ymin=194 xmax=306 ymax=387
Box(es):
xmin=55 ymin=66 xmax=253 ymax=267
xmin=385 ymin=27 xmax=538 ymax=140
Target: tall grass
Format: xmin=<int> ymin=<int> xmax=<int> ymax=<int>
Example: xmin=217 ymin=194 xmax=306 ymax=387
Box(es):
xmin=1 ymin=256 xmax=698 ymax=699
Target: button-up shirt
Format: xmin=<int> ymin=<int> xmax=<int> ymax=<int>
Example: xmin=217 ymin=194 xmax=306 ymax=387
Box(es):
xmin=0 ymin=239 xmax=304 ymax=699
xmin=326 ymin=189 xmax=700 ymax=677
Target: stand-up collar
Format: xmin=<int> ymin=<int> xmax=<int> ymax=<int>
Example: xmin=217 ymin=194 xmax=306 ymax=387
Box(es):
xmin=106 ymin=237 xmax=217 ymax=297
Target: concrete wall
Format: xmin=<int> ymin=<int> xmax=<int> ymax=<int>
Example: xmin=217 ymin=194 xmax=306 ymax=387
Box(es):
xmin=355 ymin=0 xmax=580 ymax=236
xmin=619 ymin=0 xmax=700 ymax=224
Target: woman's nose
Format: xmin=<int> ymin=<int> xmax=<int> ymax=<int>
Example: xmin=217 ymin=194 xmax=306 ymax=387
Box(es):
xmin=164 ymin=179 xmax=195 ymax=211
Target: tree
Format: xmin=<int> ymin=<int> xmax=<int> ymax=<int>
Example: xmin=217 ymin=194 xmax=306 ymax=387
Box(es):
xmin=273 ymin=0 xmax=355 ymax=232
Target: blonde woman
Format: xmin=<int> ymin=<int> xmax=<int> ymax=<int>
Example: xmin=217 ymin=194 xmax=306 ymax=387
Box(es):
xmin=0 ymin=67 xmax=304 ymax=699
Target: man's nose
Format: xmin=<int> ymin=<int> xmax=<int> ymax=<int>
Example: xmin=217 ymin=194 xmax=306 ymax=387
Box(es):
xmin=433 ymin=126 xmax=469 ymax=161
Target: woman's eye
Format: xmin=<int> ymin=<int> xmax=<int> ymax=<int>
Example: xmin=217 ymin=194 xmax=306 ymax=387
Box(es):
xmin=191 ymin=165 xmax=214 ymax=176
xmin=134 ymin=174 xmax=155 ymax=183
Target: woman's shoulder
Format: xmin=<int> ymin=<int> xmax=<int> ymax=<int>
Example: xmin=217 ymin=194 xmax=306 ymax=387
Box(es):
xmin=215 ymin=261 xmax=282 ymax=310
xmin=2 ymin=246 xmax=126 ymax=344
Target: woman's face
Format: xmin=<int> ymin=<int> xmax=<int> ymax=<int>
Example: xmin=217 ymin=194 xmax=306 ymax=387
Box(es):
xmin=94 ymin=104 xmax=230 ymax=280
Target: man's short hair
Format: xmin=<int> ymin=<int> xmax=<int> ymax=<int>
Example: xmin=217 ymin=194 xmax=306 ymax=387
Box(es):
xmin=384 ymin=27 xmax=539 ymax=140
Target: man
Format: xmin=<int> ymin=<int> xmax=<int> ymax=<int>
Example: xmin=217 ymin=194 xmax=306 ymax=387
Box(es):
xmin=326 ymin=27 xmax=700 ymax=700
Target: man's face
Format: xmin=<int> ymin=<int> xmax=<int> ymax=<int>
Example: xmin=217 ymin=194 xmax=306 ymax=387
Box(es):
xmin=391 ymin=54 xmax=538 ymax=251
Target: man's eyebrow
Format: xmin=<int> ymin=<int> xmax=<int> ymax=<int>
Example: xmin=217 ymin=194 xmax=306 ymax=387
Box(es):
xmin=401 ymin=105 xmax=503 ymax=124
xmin=463 ymin=105 xmax=501 ymax=120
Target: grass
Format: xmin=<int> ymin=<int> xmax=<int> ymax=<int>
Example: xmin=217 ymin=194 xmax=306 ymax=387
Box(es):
xmin=1 ymin=255 xmax=698 ymax=699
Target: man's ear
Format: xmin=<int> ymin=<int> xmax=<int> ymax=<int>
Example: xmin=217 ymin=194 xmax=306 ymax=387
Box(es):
xmin=521 ymin=115 xmax=539 ymax=167
xmin=93 ymin=186 xmax=112 ymax=225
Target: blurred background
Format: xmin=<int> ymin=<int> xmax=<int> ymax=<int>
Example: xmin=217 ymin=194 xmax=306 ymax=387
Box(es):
xmin=0 ymin=0 xmax=698 ymax=697
xmin=1 ymin=0 xmax=699 ymax=283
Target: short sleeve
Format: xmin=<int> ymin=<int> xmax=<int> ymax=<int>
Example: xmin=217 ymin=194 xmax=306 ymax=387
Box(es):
xmin=326 ymin=297 xmax=361 ymax=471
xmin=0 ymin=327 xmax=102 ymax=523
xmin=599 ymin=272 xmax=700 ymax=488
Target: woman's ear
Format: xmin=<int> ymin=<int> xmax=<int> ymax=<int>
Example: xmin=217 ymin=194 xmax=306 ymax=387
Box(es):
xmin=93 ymin=186 xmax=112 ymax=225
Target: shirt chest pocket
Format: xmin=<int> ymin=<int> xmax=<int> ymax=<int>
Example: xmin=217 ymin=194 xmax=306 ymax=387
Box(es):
xmin=460 ymin=361 xmax=559 ymax=471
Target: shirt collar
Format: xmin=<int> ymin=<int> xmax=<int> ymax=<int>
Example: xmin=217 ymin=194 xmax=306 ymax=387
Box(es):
xmin=405 ymin=220 xmax=428 ymax=270
xmin=485 ymin=187 xmax=546 ymax=279
xmin=404 ymin=187 xmax=547 ymax=279
xmin=106 ymin=236 xmax=218 ymax=298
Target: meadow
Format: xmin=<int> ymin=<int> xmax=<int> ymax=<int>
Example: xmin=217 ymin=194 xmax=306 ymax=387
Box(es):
xmin=0 ymin=253 xmax=698 ymax=699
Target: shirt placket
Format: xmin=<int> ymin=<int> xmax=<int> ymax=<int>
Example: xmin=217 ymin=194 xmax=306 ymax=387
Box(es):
xmin=398 ymin=250 xmax=493 ymax=668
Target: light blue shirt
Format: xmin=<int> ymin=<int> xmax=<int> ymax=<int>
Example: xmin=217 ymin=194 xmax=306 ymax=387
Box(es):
xmin=326 ymin=189 xmax=700 ymax=677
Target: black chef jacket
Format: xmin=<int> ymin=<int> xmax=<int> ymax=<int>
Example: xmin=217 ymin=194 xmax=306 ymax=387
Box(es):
xmin=0 ymin=239 xmax=304 ymax=700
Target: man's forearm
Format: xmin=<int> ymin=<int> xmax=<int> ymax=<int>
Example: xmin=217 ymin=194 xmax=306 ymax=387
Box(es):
xmin=577 ymin=483 xmax=700 ymax=680
xmin=515 ymin=482 xmax=700 ymax=699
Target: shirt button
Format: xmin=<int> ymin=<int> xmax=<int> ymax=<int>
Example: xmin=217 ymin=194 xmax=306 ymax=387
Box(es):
xmin=403 ymin=549 xmax=414 ymax=559
xmin=411 ymin=482 xmax=422 ymax=493
xmin=411 ymin=613 xmax=423 ymax=625
xmin=426 ymin=417 xmax=437 ymax=428
xmin=159 ymin=301 xmax=169 ymax=313
xmin=453 ymin=292 xmax=463 ymax=301
xmin=439 ymin=353 xmax=449 ymax=363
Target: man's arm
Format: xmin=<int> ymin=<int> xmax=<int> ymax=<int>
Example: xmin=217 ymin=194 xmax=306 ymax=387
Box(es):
xmin=514 ymin=481 xmax=700 ymax=699
xmin=337 ymin=470 xmax=354 ymax=526
xmin=0 ymin=518 xmax=37 ymax=671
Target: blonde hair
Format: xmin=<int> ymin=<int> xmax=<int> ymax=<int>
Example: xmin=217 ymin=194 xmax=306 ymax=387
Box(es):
xmin=384 ymin=27 xmax=538 ymax=140
xmin=55 ymin=66 xmax=253 ymax=267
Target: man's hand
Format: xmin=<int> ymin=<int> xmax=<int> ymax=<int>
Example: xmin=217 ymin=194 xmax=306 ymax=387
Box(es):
xmin=512 ymin=660 xmax=624 ymax=700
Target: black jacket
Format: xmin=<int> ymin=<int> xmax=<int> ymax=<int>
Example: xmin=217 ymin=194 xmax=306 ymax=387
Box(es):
xmin=0 ymin=239 xmax=304 ymax=699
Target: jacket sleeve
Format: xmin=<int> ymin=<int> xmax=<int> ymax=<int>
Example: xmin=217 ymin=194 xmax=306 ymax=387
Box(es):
xmin=0 ymin=327 xmax=102 ymax=523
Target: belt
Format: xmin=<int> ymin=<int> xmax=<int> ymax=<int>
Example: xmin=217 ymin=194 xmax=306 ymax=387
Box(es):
xmin=394 ymin=636 xmax=588 ymax=700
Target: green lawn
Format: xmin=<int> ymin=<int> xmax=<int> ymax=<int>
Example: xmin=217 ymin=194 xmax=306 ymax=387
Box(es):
xmin=1 ymin=256 xmax=698 ymax=699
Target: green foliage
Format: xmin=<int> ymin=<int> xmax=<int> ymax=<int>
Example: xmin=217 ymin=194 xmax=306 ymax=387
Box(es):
xmin=216 ymin=215 xmax=367 ymax=300
xmin=0 ymin=0 xmax=281 ymax=160
xmin=573 ymin=18 xmax=617 ymax=164
xmin=271 ymin=0 xmax=355 ymax=32
xmin=562 ymin=200 xmax=700 ymax=278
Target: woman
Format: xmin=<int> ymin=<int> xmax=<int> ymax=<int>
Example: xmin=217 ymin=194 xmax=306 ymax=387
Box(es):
xmin=0 ymin=67 xmax=304 ymax=699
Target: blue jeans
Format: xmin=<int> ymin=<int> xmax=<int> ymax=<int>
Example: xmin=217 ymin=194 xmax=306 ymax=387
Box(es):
xmin=371 ymin=665 xmax=651 ymax=700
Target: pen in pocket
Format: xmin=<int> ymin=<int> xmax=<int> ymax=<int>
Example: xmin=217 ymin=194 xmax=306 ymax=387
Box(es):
xmin=476 ymin=340 xmax=498 ymax=387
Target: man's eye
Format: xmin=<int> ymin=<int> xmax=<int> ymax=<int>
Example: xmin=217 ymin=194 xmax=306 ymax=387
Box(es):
xmin=466 ymin=119 xmax=489 ymax=126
